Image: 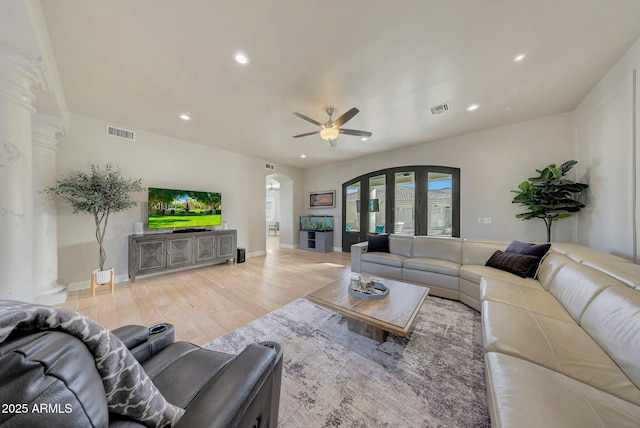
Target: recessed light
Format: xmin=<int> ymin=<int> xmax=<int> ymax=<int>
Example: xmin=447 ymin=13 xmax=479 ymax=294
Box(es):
xmin=466 ymin=104 xmax=479 ymax=111
xmin=179 ymin=113 xmax=191 ymax=120
xmin=514 ymin=53 xmax=526 ymax=62
xmin=300 ymin=154 xmax=307 ymax=158
xmin=233 ymin=52 xmax=250 ymax=65
xmin=361 ymin=137 xmax=368 ymax=141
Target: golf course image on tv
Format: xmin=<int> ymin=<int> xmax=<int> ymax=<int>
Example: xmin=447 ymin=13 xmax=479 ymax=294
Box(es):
xmin=148 ymin=187 xmax=222 ymax=229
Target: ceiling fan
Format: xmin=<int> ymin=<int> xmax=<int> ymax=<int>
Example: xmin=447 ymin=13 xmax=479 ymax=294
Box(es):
xmin=292 ymin=107 xmax=373 ymax=148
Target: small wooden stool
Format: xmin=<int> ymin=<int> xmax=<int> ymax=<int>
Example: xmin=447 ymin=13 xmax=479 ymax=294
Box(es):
xmin=91 ymin=269 xmax=115 ymax=297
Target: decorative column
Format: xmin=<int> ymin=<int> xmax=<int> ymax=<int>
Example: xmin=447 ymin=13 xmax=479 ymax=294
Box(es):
xmin=0 ymin=48 xmax=40 ymax=302
xmin=32 ymin=113 xmax=66 ymax=304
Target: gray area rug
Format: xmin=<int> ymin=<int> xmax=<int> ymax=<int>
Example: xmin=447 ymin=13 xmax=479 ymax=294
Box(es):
xmin=204 ymin=296 xmax=489 ymax=427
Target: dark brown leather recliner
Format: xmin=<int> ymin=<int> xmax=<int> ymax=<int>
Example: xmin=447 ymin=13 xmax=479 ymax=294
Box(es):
xmin=0 ymin=322 xmax=283 ymax=427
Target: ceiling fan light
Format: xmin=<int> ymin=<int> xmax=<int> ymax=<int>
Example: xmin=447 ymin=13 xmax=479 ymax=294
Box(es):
xmin=320 ymin=127 xmax=340 ymax=141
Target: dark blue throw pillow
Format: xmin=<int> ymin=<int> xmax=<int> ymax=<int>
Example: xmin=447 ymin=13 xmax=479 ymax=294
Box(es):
xmin=506 ymin=241 xmax=551 ymax=258
xmin=367 ymin=233 xmax=389 ymax=253
xmin=505 ymin=241 xmax=551 ymax=278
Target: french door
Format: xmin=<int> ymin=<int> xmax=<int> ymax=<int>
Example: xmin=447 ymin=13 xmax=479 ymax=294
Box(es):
xmin=342 ymin=166 xmax=460 ymax=252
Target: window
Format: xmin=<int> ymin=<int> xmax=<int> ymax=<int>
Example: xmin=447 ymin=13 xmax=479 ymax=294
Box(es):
xmin=345 ymin=182 xmax=361 ymax=232
xmin=342 ymin=166 xmax=459 ymax=251
xmin=368 ymin=175 xmax=386 ymax=233
xmin=427 ymin=172 xmax=453 ymax=236
xmin=395 ymin=172 xmax=415 ymax=235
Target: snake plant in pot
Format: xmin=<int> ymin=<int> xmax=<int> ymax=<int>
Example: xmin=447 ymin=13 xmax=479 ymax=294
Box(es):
xmin=46 ymin=164 xmax=143 ymax=286
xmin=511 ymin=160 xmax=588 ymax=243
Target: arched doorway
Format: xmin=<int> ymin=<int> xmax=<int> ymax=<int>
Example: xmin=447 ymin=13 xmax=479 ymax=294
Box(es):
xmin=266 ymin=173 xmax=295 ymax=249
xmin=265 ymin=176 xmax=281 ymax=249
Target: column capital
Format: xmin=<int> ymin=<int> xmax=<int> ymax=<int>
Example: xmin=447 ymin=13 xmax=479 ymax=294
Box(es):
xmin=0 ymin=43 xmax=42 ymax=112
xmin=32 ymin=113 xmax=66 ymax=151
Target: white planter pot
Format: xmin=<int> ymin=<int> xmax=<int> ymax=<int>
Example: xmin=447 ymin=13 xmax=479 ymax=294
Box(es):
xmin=93 ymin=268 xmax=114 ymax=285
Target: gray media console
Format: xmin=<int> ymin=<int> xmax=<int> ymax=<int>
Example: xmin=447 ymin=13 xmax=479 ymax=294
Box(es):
xmin=128 ymin=229 xmax=237 ymax=283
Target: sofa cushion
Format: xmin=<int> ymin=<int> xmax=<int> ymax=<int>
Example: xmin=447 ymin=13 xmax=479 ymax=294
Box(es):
xmin=389 ymin=235 xmax=414 ymax=257
xmin=402 ymin=269 xmax=459 ymax=293
xmin=485 ymin=352 xmax=640 ymax=428
xmin=402 ymin=258 xmax=460 ymax=276
xmin=459 ymin=265 xmax=541 ymax=288
xmin=485 ymin=250 xmax=542 ymax=278
xmin=482 ymin=301 xmax=640 ymax=405
xmin=581 ymin=286 xmax=640 ymax=390
xmin=582 ymin=259 xmax=640 ymax=291
xmin=550 ymin=243 xmax=632 ymax=264
xmin=367 ymin=233 xmax=389 ymax=253
xmin=462 ymin=239 xmax=510 ymax=265
xmin=411 ymin=236 xmax=462 ymax=263
xmin=547 ymin=263 xmax=624 ymax=324
xmin=479 ymin=277 xmax=573 ymax=323
xmin=536 ymin=252 xmax=572 ymax=290
xmin=361 ymin=252 xmax=405 ymax=268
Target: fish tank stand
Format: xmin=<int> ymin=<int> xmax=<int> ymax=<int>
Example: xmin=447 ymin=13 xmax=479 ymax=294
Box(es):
xmin=299 ymin=215 xmax=334 ymax=253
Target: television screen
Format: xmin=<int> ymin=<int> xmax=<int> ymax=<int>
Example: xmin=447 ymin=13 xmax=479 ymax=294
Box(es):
xmin=148 ymin=187 xmax=222 ymax=229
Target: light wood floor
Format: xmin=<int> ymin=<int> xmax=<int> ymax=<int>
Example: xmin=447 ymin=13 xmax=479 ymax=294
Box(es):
xmin=59 ymin=237 xmax=352 ymax=345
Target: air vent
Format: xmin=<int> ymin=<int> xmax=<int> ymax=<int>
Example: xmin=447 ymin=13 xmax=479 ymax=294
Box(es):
xmin=265 ymin=163 xmax=275 ymax=170
xmin=106 ymin=125 xmax=135 ymax=141
xmin=429 ymin=102 xmax=450 ymax=116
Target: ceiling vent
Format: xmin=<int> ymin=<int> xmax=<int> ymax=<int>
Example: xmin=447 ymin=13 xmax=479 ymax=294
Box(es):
xmin=265 ymin=163 xmax=275 ymax=171
xmin=429 ymin=102 xmax=450 ymax=116
xmin=106 ymin=125 xmax=135 ymax=141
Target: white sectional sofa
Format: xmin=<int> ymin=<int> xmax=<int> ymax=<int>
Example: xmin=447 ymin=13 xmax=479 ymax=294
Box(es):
xmin=351 ymin=235 xmax=640 ymax=427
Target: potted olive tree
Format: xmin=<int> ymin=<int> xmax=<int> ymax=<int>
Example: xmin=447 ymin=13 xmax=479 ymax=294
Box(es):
xmin=511 ymin=160 xmax=588 ymax=242
xmin=46 ymin=164 xmax=143 ymax=291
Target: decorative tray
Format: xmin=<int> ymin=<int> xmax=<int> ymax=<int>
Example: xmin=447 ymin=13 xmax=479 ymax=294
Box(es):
xmin=348 ymin=280 xmax=389 ymax=300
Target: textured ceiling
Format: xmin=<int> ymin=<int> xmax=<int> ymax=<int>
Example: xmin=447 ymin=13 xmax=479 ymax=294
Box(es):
xmin=40 ymin=0 xmax=640 ymax=169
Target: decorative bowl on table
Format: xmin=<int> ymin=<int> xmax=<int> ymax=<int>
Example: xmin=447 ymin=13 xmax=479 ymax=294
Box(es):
xmin=348 ymin=277 xmax=389 ymax=300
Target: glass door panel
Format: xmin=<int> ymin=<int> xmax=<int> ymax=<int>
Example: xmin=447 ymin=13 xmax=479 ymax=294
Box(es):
xmin=345 ymin=182 xmax=361 ymax=232
xmin=427 ymin=172 xmax=453 ymax=236
xmin=368 ymin=175 xmax=386 ymax=233
xmin=394 ymin=172 xmax=415 ymax=235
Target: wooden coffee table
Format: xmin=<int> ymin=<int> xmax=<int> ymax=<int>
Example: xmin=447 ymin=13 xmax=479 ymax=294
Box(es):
xmin=307 ymin=275 xmax=430 ymax=342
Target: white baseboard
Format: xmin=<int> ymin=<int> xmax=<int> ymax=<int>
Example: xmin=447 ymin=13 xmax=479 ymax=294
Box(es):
xmin=68 ymin=273 xmax=128 ymax=291
xmin=278 ymin=243 xmax=299 ymax=249
xmin=35 ymin=287 xmax=68 ymax=305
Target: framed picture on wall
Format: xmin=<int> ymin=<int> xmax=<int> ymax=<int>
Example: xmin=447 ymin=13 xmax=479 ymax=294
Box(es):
xmin=308 ymin=190 xmax=336 ymax=208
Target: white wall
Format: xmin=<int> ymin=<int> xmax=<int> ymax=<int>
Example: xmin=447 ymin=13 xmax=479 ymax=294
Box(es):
xmin=574 ymin=38 xmax=640 ymax=262
xmin=304 ymin=112 xmax=576 ymax=250
xmin=55 ymin=113 xmax=303 ymax=285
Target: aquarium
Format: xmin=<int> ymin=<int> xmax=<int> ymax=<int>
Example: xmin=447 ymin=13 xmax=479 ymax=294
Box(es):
xmin=299 ymin=215 xmax=334 ymax=231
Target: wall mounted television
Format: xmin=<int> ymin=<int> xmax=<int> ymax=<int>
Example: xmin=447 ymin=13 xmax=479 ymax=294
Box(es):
xmin=148 ymin=187 xmax=222 ymax=230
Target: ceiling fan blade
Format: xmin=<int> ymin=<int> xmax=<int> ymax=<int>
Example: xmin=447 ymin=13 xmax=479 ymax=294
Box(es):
xmin=332 ymin=107 xmax=359 ymax=127
xmin=339 ymin=128 xmax=372 ymax=137
xmin=293 ymin=112 xmax=322 ymax=126
xmin=293 ymin=130 xmax=320 ymax=138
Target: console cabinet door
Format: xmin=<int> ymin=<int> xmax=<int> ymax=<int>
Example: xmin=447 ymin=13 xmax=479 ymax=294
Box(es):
xmin=167 ymin=237 xmax=193 ymax=267
xmin=216 ymin=232 xmax=235 ymax=260
xmin=196 ymin=235 xmax=215 ymax=264
xmin=136 ymin=239 xmax=167 ymax=273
